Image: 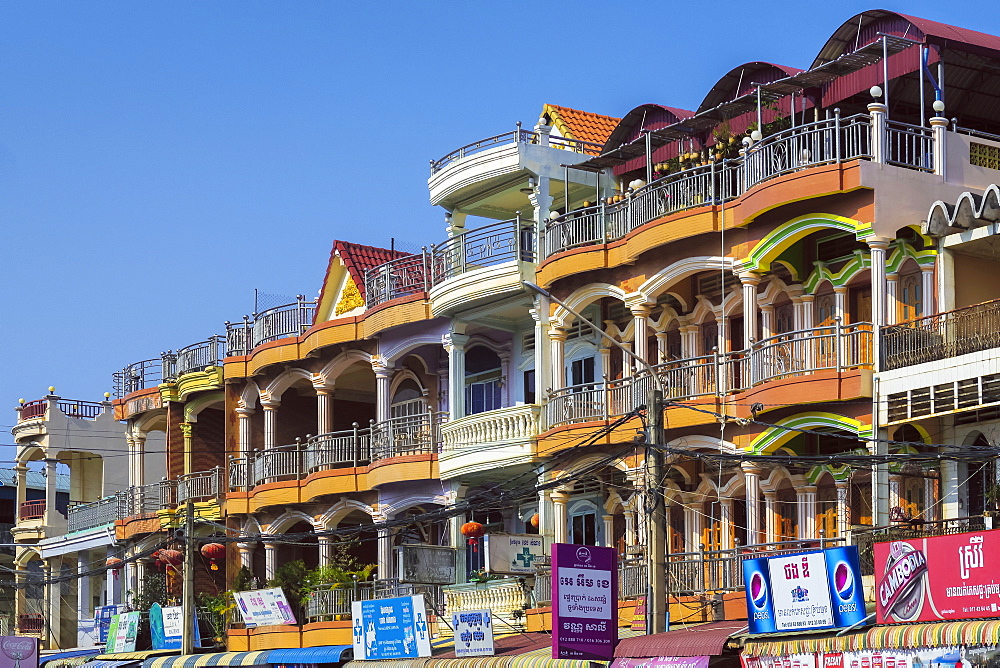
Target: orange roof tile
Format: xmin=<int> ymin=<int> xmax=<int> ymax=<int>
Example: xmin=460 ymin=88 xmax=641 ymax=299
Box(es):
xmin=335 ymin=240 xmax=409 ymax=300
xmin=543 ymin=103 xmax=621 ymax=145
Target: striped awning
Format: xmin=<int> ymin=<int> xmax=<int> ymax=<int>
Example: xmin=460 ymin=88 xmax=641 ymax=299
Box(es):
xmin=506 ymin=647 xmax=608 ymax=667
xmin=44 ymin=658 xmax=98 ymax=668
xmin=41 ymin=650 xmax=104 ymax=667
xmin=744 ymin=620 xmax=1000 ymax=656
xmin=267 ymin=646 xmax=352 ymax=664
xmin=88 ymin=661 xmax=143 ymax=668
xmin=97 ymin=653 xmax=178 ymax=662
xmin=143 ymin=652 xmax=273 ymax=668
xmin=344 ymin=654 xmax=607 ymax=668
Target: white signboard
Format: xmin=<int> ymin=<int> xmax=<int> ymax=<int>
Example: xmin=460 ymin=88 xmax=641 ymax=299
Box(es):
xmin=233 ymin=587 xmax=297 ymax=627
xmin=484 ymin=534 xmax=547 ymax=574
xmin=161 ymin=606 xmax=184 ymax=641
xmin=767 ymin=552 xmax=834 ymax=631
xmin=452 ymin=609 xmax=494 ymax=657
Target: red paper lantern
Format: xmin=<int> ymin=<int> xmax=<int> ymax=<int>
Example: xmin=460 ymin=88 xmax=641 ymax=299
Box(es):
xmin=201 ymin=543 xmax=226 ymax=570
xmin=530 ymin=513 xmax=540 ymax=528
xmin=461 ymin=522 xmax=485 ymax=538
xmin=106 ymin=557 xmax=123 ymax=579
xmin=159 ymin=549 xmax=183 ymax=567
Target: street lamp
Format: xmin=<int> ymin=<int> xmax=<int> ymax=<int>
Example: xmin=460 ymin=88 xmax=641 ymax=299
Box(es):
xmin=522 ymin=281 xmax=669 ymax=634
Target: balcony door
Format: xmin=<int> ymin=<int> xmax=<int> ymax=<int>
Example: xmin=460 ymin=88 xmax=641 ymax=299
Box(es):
xmin=568 ymin=498 xmax=603 ymax=546
xmin=465 ymin=345 xmax=503 ymax=415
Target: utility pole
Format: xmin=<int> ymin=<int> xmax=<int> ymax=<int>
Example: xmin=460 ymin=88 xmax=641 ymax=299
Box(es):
xmin=181 ymin=501 xmax=195 ymax=654
xmin=647 ymin=388 xmax=668 ymax=635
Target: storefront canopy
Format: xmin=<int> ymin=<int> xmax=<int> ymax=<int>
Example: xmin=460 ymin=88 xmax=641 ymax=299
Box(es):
xmin=143 ymin=652 xmax=273 ymax=668
xmin=267 ymin=647 xmax=352 ymax=664
xmin=615 ymin=621 xmax=749 ymax=659
xmin=743 ymin=620 xmax=1000 ymax=656
xmin=96 ymin=653 xmax=177 ymax=663
xmin=88 ymin=661 xmax=144 ymax=668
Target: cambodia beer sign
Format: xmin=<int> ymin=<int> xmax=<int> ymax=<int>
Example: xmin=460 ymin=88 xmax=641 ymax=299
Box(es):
xmin=552 ymin=543 xmax=617 ymax=660
xmin=875 ymin=529 xmax=1000 ymax=623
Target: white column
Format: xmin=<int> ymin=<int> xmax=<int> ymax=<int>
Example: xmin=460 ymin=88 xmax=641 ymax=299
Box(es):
xmin=869 ymin=101 xmax=888 ymax=164
xmin=77 ymin=550 xmax=92 ymax=622
xmin=377 ymin=527 xmax=394 ymax=580
xmin=835 ymin=482 xmax=851 ymax=537
xmin=106 ymin=550 xmax=123 ymax=605
xmin=237 ymin=543 xmax=253 ymax=570
xmin=624 ymin=509 xmax=637 ymax=547
xmin=132 ymin=434 xmax=147 ymax=488
xmin=799 ymin=486 xmax=817 ymax=540
xmin=921 ymin=264 xmax=936 ymax=316
xmin=261 ymin=401 xmax=279 ymax=450
xmin=316 ymin=387 xmax=334 ymax=434
xmin=941 ymin=459 xmax=960 ymax=519
xmin=924 ymin=475 xmax=939 ymax=522
xmin=684 ymin=505 xmax=702 ymax=552
xmin=125 ymin=557 xmax=139 ymax=603
xmin=764 ymin=491 xmax=778 ymax=544
xmin=930 ymin=114 xmax=948 ymax=178
xmin=237 ymin=407 xmax=254 ymax=457
xmin=264 ymin=543 xmax=279 ymax=581
xmin=759 ymin=305 xmax=775 ymax=340
xmin=679 ymin=324 xmax=699 ymax=359
xmin=602 ymin=514 xmax=615 ymax=549
xmin=549 ymin=327 xmax=567 ymax=390
xmin=43 ymin=458 xmax=58 ymax=524
xmin=868 ymin=239 xmax=890 ymax=327
xmin=443 ymin=333 xmax=469 ymax=420
xmin=655 ymin=331 xmax=669 ymax=363
xmin=799 ymin=295 xmax=815 ymax=329
xmin=833 ymin=287 xmax=848 ymax=323
xmin=318 ymin=536 xmax=333 ymax=568
xmin=886 ymin=273 xmax=899 ymax=325
xmin=447 ymin=484 xmax=468 ymax=583
xmin=551 ymin=490 xmax=569 ymax=544
xmin=720 ymin=499 xmax=734 ymax=551
xmin=743 ymin=463 xmax=761 ymax=546
xmin=531 ymin=296 xmax=551 ymax=402
xmin=372 ymin=359 xmax=394 ymax=423
xmin=630 ymin=303 xmax=652 ymax=365
xmin=938 ymin=249 xmax=955 ymax=312
xmin=740 ymin=272 xmax=761 ymax=350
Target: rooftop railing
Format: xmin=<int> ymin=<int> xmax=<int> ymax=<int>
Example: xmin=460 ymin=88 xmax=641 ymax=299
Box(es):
xmin=114 ymin=336 xmax=224 ymax=398
xmin=67 ymin=494 xmax=125 ymax=533
xmin=430 ymin=122 xmax=602 ymax=174
xmin=881 ymin=299 xmax=1000 ymax=370
xmin=542 ymin=114 xmax=876 ymax=259
xmin=363 ymin=253 xmax=431 ymax=308
xmin=225 ymin=296 xmax=317 ymax=357
xmin=16 ymin=398 xmax=108 ymax=421
xmin=121 ymin=480 xmax=177 ymax=517
xmin=113 ymin=358 xmax=164 ymax=398
xmin=547 ymin=322 xmax=872 ymax=429
xmin=430 ymin=217 xmax=534 ymax=285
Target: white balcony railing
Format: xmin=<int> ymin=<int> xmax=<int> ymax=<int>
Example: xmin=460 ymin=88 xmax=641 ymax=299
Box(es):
xmin=442 ymin=578 xmax=528 ymax=632
xmin=371 ymin=411 xmax=445 ymax=461
xmin=430 ymin=123 xmax=602 ymax=174
xmin=441 ymin=404 xmax=539 ymax=452
xmin=546 ymin=322 xmax=872 ymax=429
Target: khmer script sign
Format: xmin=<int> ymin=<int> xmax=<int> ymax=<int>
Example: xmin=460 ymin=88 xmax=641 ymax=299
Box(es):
xmin=351 ymin=594 xmax=432 ymax=660
xmin=451 ymin=609 xmax=494 ymax=657
xmin=484 ymin=533 xmax=547 ymax=574
xmin=551 ymin=543 xmax=618 ymax=660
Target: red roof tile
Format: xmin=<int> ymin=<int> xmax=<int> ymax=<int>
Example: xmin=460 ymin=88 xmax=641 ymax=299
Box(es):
xmin=544 ymin=104 xmax=621 ymax=145
xmin=334 ymin=240 xmax=410 ymax=300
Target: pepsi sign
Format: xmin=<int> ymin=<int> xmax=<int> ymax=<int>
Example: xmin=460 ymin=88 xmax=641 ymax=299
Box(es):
xmin=743 ymin=546 xmax=866 ymax=634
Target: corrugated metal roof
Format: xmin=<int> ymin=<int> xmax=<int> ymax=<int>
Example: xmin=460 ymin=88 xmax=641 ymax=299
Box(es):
xmin=0 ymin=468 xmax=70 ymax=491
xmin=697 ymin=62 xmax=803 ymax=114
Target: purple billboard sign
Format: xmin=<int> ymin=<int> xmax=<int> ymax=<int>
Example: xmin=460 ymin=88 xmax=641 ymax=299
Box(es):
xmin=612 ymin=657 xmax=711 ymax=668
xmin=552 ymin=543 xmax=618 ymax=660
xmin=0 ymin=636 xmax=38 ymax=668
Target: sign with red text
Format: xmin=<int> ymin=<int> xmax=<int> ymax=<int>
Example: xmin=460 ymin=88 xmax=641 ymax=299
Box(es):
xmin=0 ymin=637 xmax=37 ymax=668
xmin=552 ymin=543 xmax=617 ymax=661
xmin=875 ymin=530 xmax=1000 ymax=623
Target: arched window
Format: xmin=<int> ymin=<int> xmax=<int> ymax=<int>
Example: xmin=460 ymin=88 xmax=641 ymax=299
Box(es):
xmin=568 ymin=499 xmax=602 ymax=546
xmin=391 ymin=379 xmax=425 ymax=418
xmin=465 ymin=346 xmax=502 ymax=415
xmin=899 ymin=273 xmax=922 ymax=321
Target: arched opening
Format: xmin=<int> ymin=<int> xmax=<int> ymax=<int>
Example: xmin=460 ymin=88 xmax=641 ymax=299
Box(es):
xmin=775 ymin=478 xmax=798 ymax=541
xmin=465 ymin=346 xmax=502 ymax=416
xmin=391 ymin=378 xmax=426 ymax=418
xmin=275 ymin=379 xmax=318 ymax=445
xmin=280 ymin=520 xmax=319 ymax=572
xmin=332 ymin=361 xmax=376 ymax=431
xmin=816 ymin=473 xmax=839 ymax=538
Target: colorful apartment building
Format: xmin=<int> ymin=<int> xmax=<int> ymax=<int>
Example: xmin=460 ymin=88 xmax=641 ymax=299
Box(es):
xmin=11 ymin=8 xmax=1000 ymax=655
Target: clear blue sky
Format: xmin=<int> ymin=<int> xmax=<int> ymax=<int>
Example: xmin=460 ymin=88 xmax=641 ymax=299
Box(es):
xmin=1 ymin=1 xmax=997 ymax=454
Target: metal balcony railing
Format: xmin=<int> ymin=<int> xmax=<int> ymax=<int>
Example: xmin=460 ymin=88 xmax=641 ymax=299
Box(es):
xmin=430 ymin=217 xmax=534 ymax=285
xmin=67 ymin=494 xmax=125 ymax=533
xmin=225 ymin=296 xmax=317 ymax=357
xmin=371 ymin=411 xmax=446 ymax=461
xmin=363 ymin=252 xmax=431 ymax=308
xmin=177 ymin=467 xmax=224 ymax=503
xmin=121 ymin=480 xmax=177 ymax=517
xmin=430 ymin=122 xmax=602 ymax=174
xmin=18 ymin=500 xmax=45 ymax=520
xmin=546 ymin=322 xmax=873 ymax=429
xmin=885 ymin=120 xmax=934 ymax=172
xmin=852 ymin=516 xmax=986 ymax=575
xmin=114 ymin=358 xmax=165 ymax=398
xmin=882 ymin=299 xmax=1000 ymax=370
xmin=540 ymin=114 xmax=880 ymax=259
xmin=306 ymin=582 xmax=375 ymax=621
xmin=167 ymin=336 xmax=225 ymax=378
xmin=229 ymin=424 xmax=373 ymax=491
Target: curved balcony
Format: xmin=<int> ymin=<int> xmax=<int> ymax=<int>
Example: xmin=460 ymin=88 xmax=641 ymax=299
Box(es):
xmin=370 ymin=411 xmax=446 ymax=461
xmin=114 ymin=336 xmax=224 ymax=399
xmin=113 ymin=358 xmax=165 ymax=398
xmin=18 ymin=500 xmax=45 ymax=520
xmin=225 ymin=296 xmax=317 ymax=357
xmin=430 ymin=124 xmax=601 ymax=175
xmin=540 ymin=114 xmax=878 ymax=259
xmin=545 ymin=322 xmax=873 ymax=429
xmin=177 ymin=467 xmax=224 ymax=503
xmin=363 ymin=253 xmax=430 ymax=309
xmin=16 ymin=397 xmax=107 ymax=422
xmin=439 ymin=404 xmax=539 ymax=479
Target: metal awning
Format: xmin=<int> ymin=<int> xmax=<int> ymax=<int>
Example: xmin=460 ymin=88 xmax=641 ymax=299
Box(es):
xmin=40 ymin=650 xmax=103 ymax=667
xmin=87 ymin=661 xmax=143 ymax=668
xmin=267 ymin=646 xmax=352 ymax=664
xmin=143 ymin=653 xmax=272 ymax=668
xmin=614 ymin=621 xmax=748 ymax=659
xmin=96 ymin=652 xmax=178 ymax=662
xmin=744 ymin=619 xmax=1000 ymax=656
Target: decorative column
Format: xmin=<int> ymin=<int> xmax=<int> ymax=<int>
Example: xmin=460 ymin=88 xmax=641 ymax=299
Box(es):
xmin=442 ymin=333 xmax=469 ymax=421
xmin=743 ymin=463 xmax=761 ymax=546
xmin=835 ymin=481 xmax=851 ymax=538
xmin=720 ymin=499 xmax=734 ymax=550
xmin=315 ymin=384 xmax=334 ymax=435
xmin=869 ymin=237 xmax=892 ymax=526
xmin=237 ymin=542 xmax=254 ymax=570
xmin=833 ymin=287 xmax=848 ymax=324
xmin=125 ymin=555 xmax=139 ymax=602
xmin=886 ymin=273 xmax=900 ymax=325
xmin=447 ymin=485 xmax=469 ymax=583
xmin=763 ymin=491 xmax=778 ymax=544
xmin=77 ymin=550 xmax=92 ymax=623
xmin=799 ymin=295 xmax=815 ymax=330
xmin=264 ymin=543 xmax=279 ymax=581
xmin=530 ymin=296 xmax=551 ymax=404
xmin=788 ymin=286 xmax=806 ymax=331
xmin=43 ymin=457 xmax=58 ymax=524
xmin=376 ymin=527 xmax=394 ymax=580
xmin=623 ymin=509 xmax=637 ymax=547
xmin=869 ymin=100 xmax=888 ymax=164
xmin=930 ymin=112 xmax=949 ymax=178
xmin=759 ymin=305 xmax=775 ymax=340
xmin=14 ymin=463 xmax=27 ymax=510
xmin=740 ymin=272 xmax=761 ymax=350
xmin=679 ymin=324 xmax=699 ymax=359
xmin=236 ymin=406 xmax=254 ymax=458
xmin=683 ymin=504 xmax=702 ymax=552
xmin=317 ymin=535 xmax=333 ymax=568
xmin=372 ymin=357 xmax=394 ymax=423
xmin=549 ymin=327 xmax=568 ymax=391
xmin=941 ymin=460 xmax=960 ymax=519
xmin=798 ymin=486 xmax=818 ymax=540
xmin=655 ymin=331 xmax=669 ymax=363
xmin=868 ymin=239 xmax=891 ymax=328
xmin=550 ymin=490 xmax=570 ymax=545
xmin=629 ymin=302 xmax=653 ymax=366
xmin=261 ymin=398 xmax=279 ymax=451
xmin=921 ymin=264 xmax=936 ymax=316
xmin=598 ymin=347 xmax=611 ymax=380
xmin=602 ymin=514 xmax=615 ymax=549
xmin=181 ymin=422 xmax=194 ymax=474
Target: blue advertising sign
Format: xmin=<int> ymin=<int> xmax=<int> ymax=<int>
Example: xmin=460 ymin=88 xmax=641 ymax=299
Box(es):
xmin=743 ymin=546 xmax=866 ymax=634
xmin=351 ymin=594 xmax=432 ymax=660
xmin=95 ymin=605 xmax=124 ymax=644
